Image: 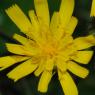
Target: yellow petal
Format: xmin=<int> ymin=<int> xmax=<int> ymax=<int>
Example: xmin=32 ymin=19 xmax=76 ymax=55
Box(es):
xmin=74 ymin=35 xmax=95 ymax=50
xmin=45 ymin=58 xmax=54 ymax=71
xmin=11 ymin=56 xmax=29 ymax=62
xmin=7 ymin=59 xmax=38 ymax=81
xmin=50 ymin=12 xmax=65 ymax=41
xmin=13 ymin=34 xmax=29 ymax=45
xmin=34 ymin=0 xmax=50 ymax=27
xmin=71 ymin=51 xmax=94 ymax=64
xmin=56 ymin=56 xmax=67 ymax=72
xmin=0 ymin=56 xmax=29 ymax=70
xmin=50 ymin=12 xmax=59 ymax=34
xmin=90 ymin=0 xmax=95 ymax=16
xmin=60 ymin=72 xmax=78 ymax=95
xmin=58 ymin=35 xmax=73 ymax=50
xmin=28 ymin=10 xmax=39 ymax=30
xmin=28 ymin=10 xmax=42 ymax=42
xmin=34 ymin=59 xmax=45 ymax=76
xmin=5 ymin=4 xmax=32 ymax=33
xmin=59 ymin=0 xmax=74 ymax=28
xmin=65 ymin=16 xmax=78 ymax=35
xmin=6 ymin=43 xmax=28 ymax=55
xmin=67 ymin=61 xmax=89 ymax=78
xmin=38 ymin=71 xmax=52 ymax=92
xmin=6 ymin=43 xmax=38 ymax=56
xmin=13 ymin=34 xmax=36 ymax=49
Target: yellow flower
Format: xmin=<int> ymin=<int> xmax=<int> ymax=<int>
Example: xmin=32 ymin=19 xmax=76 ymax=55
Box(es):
xmin=90 ymin=0 xmax=95 ymax=16
xmin=0 ymin=0 xmax=95 ymax=95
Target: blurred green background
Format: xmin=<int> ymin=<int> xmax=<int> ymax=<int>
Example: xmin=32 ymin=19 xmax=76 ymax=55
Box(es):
xmin=0 ymin=0 xmax=95 ymax=95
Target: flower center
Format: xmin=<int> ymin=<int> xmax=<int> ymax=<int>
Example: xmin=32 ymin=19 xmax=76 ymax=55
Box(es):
xmin=40 ymin=41 xmax=58 ymax=57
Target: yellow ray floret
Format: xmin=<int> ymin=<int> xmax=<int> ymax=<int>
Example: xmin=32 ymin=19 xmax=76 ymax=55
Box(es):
xmin=56 ymin=56 xmax=67 ymax=72
xmin=7 ymin=59 xmax=38 ymax=82
xmin=6 ymin=43 xmax=30 ymax=55
xmin=28 ymin=10 xmax=39 ymax=28
xmin=13 ymin=34 xmax=30 ymax=45
xmin=50 ymin=12 xmax=64 ymax=41
xmin=38 ymin=71 xmax=52 ymax=92
xmin=6 ymin=43 xmax=39 ymax=56
xmin=50 ymin=12 xmax=59 ymax=34
xmin=67 ymin=61 xmax=89 ymax=78
xmin=60 ymin=72 xmax=78 ymax=95
xmin=74 ymin=35 xmax=95 ymax=50
xmin=90 ymin=0 xmax=95 ymax=16
xmin=65 ymin=16 xmax=78 ymax=35
xmin=28 ymin=10 xmax=43 ymax=42
xmin=45 ymin=58 xmax=54 ymax=71
xmin=59 ymin=0 xmax=74 ymax=28
xmin=71 ymin=51 xmax=94 ymax=64
xmin=34 ymin=59 xmax=45 ymax=76
xmin=0 ymin=56 xmax=29 ymax=70
xmin=28 ymin=10 xmax=39 ymax=32
xmin=34 ymin=0 xmax=50 ymax=27
xmin=5 ymin=4 xmax=32 ymax=33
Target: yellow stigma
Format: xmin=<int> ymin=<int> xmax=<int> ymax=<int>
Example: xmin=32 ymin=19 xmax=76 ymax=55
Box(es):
xmin=40 ymin=42 xmax=57 ymax=56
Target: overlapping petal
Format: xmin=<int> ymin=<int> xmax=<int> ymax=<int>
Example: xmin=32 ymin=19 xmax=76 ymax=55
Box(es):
xmin=7 ymin=59 xmax=38 ymax=81
xmin=34 ymin=0 xmax=50 ymax=27
xmin=0 ymin=56 xmax=29 ymax=70
xmin=5 ymin=5 xmax=32 ymax=33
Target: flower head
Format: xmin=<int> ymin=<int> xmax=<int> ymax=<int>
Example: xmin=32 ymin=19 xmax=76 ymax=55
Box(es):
xmin=0 ymin=0 xmax=95 ymax=95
